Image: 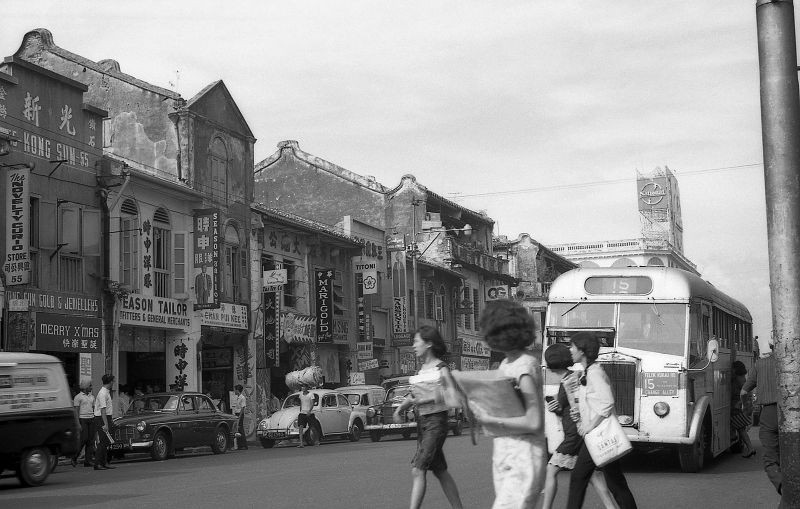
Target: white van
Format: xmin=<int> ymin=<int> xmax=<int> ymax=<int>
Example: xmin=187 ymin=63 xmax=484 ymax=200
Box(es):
xmin=0 ymin=353 xmax=80 ymax=486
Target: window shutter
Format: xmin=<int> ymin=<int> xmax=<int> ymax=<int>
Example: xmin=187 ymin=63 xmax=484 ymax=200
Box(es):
xmin=173 ymin=232 xmax=186 ymax=295
xmin=40 ymin=201 xmax=57 ymax=250
xmin=435 ymin=295 xmax=444 ymax=321
xmin=82 ymin=209 xmax=101 ymax=256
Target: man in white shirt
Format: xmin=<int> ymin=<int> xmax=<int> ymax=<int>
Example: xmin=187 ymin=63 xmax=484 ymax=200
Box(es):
xmin=72 ymin=379 xmax=95 ymax=467
xmin=93 ymin=374 xmax=116 ymax=470
xmin=233 ymin=384 xmax=248 ymax=450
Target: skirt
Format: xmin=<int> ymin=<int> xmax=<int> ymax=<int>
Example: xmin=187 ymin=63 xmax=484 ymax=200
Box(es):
xmin=548 ymin=451 xmax=577 ymax=470
xmin=731 ymin=408 xmax=751 ymax=430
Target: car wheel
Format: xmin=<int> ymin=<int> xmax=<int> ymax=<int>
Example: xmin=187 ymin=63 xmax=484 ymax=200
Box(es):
xmin=150 ymin=430 xmax=170 ymax=461
xmin=211 ymin=427 xmax=228 ymax=454
xmin=260 ymin=439 xmax=275 ymax=449
xmin=370 ymin=431 xmax=381 ymax=442
xmin=305 ymin=423 xmax=322 ymax=446
xmin=349 ymin=421 xmax=363 ymax=442
xmin=402 ymin=431 xmax=412 ymax=440
xmin=17 ymin=447 xmax=51 ymax=486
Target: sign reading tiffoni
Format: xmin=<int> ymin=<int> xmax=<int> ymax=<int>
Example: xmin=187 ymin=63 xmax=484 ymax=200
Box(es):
xmin=315 ymin=269 xmax=334 ymax=343
xmin=4 ymin=166 xmax=30 ymax=285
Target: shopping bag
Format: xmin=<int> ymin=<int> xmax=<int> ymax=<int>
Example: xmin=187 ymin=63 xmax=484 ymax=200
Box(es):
xmin=584 ymin=413 xmax=632 ymax=467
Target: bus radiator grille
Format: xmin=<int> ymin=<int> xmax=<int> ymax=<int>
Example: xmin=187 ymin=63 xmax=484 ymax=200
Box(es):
xmin=600 ymin=362 xmax=636 ymax=417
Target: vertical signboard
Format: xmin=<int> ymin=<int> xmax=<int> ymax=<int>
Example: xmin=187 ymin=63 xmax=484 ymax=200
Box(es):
xmin=4 ymin=166 xmax=30 ymax=285
xmin=315 ymin=269 xmax=334 ymax=343
xmin=263 ymin=290 xmax=280 ymax=368
xmin=390 ymin=250 xmax=410 ymax=345
xmin=193 ymin=209 xmax=220 ymax=309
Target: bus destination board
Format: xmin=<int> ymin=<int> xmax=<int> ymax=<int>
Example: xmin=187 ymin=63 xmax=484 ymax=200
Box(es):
xmin=584 ymin=276 xmax=653 ymax=295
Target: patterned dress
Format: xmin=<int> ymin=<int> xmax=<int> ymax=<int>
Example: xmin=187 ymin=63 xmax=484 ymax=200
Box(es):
xmin=490 ymin=352 xmax=548 ymax=509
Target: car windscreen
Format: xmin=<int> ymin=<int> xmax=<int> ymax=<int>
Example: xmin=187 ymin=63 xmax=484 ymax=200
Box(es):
xmin=617 ymin=303 xmax=687 ymax=356
xmin=386 ymin=386 xmax=412 ymax=402
xmin=283 ymin=394 xmax=301 ymax=408
xmin=342 ymin=393 xmax=361 ymax=405
xmin=129 ymin=395 xmax=178 ymax=414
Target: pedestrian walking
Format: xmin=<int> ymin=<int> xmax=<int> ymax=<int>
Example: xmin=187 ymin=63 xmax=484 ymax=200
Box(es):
xmin=741 ymin=340 xmax=781 ymax=495
xmin=72 ymin=379 xmax=95 ymax=467
xmin=468 ymin=300 xmax=546 ymax=509
xmin=566 ymin=332 xmax=637 ymax=509
xmin=93 ymin=374 xmax=116 ymax=470
xmin=233 ymin=384 xmax=248 ymax=450
xmin=541 ymin=343 xmax=618 ymax=509
xmin=394 ymin=325 xmax=463 ymax=509
xmin=298 ymin=385 xmax=319 ymax=447
xmin=731 ymin=360 xmax=755 ymax=458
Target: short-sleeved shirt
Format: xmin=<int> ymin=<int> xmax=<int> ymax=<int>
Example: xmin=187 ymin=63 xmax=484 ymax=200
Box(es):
xmin=73 ymin=392 xmax=95 ymax=419
xmin=94 ymin=386 xmax=113 ymax=418
xmin=233 ymin=393 xmax=246 ymax=415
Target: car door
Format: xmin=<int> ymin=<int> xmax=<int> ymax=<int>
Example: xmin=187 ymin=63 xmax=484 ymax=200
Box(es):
xmin=317 ymin=394 xmax=342 ymax=435
xmin=175 ymin=395 xmax=200 ymax=447
xmin=337 ymin=394 xmax=354 ymax=430
xmin=195 ymin=395 xmax=217 ymax=442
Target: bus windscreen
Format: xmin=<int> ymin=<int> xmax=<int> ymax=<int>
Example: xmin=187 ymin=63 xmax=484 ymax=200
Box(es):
xmin=617 ymin=303 xmax=686 ymax=356
xmin=549 ymin=302 xmax=615 ymax=329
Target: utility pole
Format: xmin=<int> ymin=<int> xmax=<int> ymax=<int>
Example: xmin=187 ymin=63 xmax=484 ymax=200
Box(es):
xmin=757 ymin=0 xmax=800 ymax=504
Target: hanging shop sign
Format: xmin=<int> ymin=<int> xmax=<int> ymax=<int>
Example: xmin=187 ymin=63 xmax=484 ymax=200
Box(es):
xmin=35 ymin=313 xmax=102 ymax=353
xmin=460 ymin=337 xmax=491 ymax=358
xmin=199 ymin=302 xmax=248 ymax=330
xmin=457 ymin=355 xmax=490 ymax=371
xmin=353 ymin=257 xmax=378 ymax=295
xmin=392 ymin=297 xmax=411 ymax=346
xmin=263 ymin=290 xmax=280 ymax=368
xmin=315 ymin=268 xmax=334 ymax=343
xmin=193 ymin=208 xmax=220 ymax=309
xmin=358 ymin=358 xmax=380 ymax=371
xmin=485 ymin=285 xmax=508 ymax=301
xmin=333 ymin=318 xmax=351 ymax=344
xmin=280 ymin=312 xmax=316 ymax=344
xmin=119 ymin=294 xmax=191 ymax=330
xmin=357 ymin=341 xmax=373 ymax=360
xmin=4 ymin=289 xmax=99 ymax=315
xmin=4 ymin=166 xmax=31 ymax=286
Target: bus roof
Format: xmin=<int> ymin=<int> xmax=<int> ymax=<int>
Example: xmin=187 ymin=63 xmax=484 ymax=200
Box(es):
xmin=549 ymin=267 xmax=752 ymax=322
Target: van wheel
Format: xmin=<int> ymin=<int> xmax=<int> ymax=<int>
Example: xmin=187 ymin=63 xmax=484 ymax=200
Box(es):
xmin=151 ymin=431 xmax=170 ymax=461
xmin=370 ymin=431 xmax=381 ymax=442
xmin=17 ymin=447 xmax=51 ymax=486
xmin=678 ymin=422 xmax=707 ymax=473
xmin=211 ymin=427 xmax=228 ymax=454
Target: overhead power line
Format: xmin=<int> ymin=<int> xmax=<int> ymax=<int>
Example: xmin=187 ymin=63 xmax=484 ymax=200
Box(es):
xmin=447 ymin=163 xmax=763 ymax=199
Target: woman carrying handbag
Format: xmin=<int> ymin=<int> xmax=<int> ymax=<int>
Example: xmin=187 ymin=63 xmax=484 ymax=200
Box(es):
xmin=566 ymin=332 xmax=638 ymax=509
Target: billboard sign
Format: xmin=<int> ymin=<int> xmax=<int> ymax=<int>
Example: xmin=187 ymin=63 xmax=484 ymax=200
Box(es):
xmin=193 ymin=209 xmax=220 ymax=309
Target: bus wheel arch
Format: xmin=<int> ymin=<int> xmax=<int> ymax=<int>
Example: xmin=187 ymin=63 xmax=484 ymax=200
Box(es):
xmin=678 ymin=411 xmax=711 ymax=473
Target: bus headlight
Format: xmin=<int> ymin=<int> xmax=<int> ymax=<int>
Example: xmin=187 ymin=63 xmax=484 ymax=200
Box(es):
xmin=406 ymin=409 xmax=415 ymax=421
xmin=653 ymin=402 xmax=670 ymax=418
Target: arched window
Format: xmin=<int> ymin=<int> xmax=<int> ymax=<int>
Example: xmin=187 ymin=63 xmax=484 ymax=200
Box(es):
xmin=152 ymin=208 xmax=171 ymax=297
xmin=611 ymin=258 xmax=637 ymax=268
xmin=210 ymin=137 xmax=228 ymax=203
xmin=120 ymin=199 xmax=139 ymax=289
xmin=223 ymin=223 xmax=246 ymax=303
xmin=647 ymin=257 xmax=665 ymax=267
xmin=579 ymin=260 xmax=599 ymax=268
xmin=424 ymin=281 xmax=435 ymax=320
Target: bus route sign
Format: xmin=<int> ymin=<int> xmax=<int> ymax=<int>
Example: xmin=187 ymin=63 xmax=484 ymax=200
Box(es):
xmin=642 ymin=372 xmax=678 ymax=396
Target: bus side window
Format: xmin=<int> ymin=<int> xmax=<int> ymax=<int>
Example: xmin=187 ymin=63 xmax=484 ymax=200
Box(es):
xmin=689 ymin=304 xmax=703 ymax=366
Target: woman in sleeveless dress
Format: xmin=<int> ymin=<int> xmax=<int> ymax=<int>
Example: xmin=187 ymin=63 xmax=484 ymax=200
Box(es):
xmin=395 ymin=325 xmax=463 ymax=509
xmin=471 ymin=300 xmax=548 ymax=509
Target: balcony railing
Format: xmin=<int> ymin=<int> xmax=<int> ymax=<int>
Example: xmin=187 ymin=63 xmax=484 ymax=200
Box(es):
xmin=445 ymin=238 xmax=509 ymax=275
xmin=59 ymin=255 xmax=83 ymax=292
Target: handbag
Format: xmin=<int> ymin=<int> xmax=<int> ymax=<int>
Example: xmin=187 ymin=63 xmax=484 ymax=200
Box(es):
xmin=583 ymin=413 xmax=633 ymax=467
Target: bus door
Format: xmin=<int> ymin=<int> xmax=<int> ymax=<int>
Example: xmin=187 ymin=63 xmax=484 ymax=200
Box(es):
xmin=707 ymin=304 xmax=731 ymax=455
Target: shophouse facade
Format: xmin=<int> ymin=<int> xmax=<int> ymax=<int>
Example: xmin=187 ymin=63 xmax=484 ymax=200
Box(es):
xmin=0 ymin=56 xmax=107 ymax=391
xmin=493 ymin=233 xmax=577 ymax=347
xmin=14 ymin=30 xmax=256 ymax=427
xmin=254 ymin=142 xmax=515 ymax=374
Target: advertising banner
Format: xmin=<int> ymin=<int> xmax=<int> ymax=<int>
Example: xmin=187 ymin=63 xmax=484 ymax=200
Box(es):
xmin=263 ymin=290 xmax=280 ymax=368
xmin=390 ymin=250 xmax=410 ymax=344
xmin=35 ymin=313 xmax=102 ymax=353
xmin=199 ymin=302 xmax=248 ymax=330
xmin=460 ymin=337 xmax=491 ymax=358
xmin=193 ymin=209 xmax=220 ymax=309
xmin=280 ymin=312 xmax=316 ymax=344
xmin=359 ymin=358 xmax=380 ymax=371
xmin=4 ymin=166 xmax=31 ymax=285
xmin=485 ymin=285 xmax=508 ymax=301
xmin=315 ymin=269 xmax=334 ymax=343
xmin=353 ymin=257 xmax=379 ymax=295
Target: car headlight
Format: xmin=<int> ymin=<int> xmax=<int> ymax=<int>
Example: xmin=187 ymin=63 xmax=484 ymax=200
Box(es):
xmin=367 ymin=407 xmax=376 ymax=418
xmin=406 ymin=409 xmax=415 ymax=421
xmin=136 ymin=421 xmax=147 ymax=432
xmin=291 ymin=419 xmax=298 ymax=429
xmin=653 ymin=402 xmax=670 ymax=418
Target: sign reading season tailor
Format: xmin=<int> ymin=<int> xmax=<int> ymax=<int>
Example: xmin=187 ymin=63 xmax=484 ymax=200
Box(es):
xmin=315 ymin=269 xmax=334 ymax=343
xmin=119 ymin=294 xmax=191 ymax=330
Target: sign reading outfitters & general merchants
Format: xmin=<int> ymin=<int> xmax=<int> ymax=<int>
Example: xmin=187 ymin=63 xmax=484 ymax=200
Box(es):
xmin=200 ymin=302 xmax=248 ymax=330
xmin=119 ymin=294 xmax=191 ymax=330
xmin=4 ymin=166 xmax=31 ymax=285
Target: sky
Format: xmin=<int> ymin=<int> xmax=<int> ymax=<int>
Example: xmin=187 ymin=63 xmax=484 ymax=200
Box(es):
xmin=2 ymin=1 xmax=780 ymax=347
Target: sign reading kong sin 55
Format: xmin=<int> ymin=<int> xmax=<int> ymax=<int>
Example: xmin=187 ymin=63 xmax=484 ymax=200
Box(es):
xmin=315 ymin=269 xmax=334 ymax=343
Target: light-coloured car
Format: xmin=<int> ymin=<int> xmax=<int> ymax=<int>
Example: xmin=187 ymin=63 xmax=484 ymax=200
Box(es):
xmin=336 ymin=385 xmax=385 ymax=429
xmin=256 ymin=389 xmax=361 ymax=448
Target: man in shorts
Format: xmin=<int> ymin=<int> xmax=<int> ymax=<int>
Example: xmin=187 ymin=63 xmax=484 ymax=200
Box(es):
xmin=298 ymin=385 xmax=318 ymax=447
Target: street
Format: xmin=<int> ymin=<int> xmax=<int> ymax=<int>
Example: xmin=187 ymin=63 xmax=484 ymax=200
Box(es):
xmin=0 ymin=427 xmax=780 ymax=509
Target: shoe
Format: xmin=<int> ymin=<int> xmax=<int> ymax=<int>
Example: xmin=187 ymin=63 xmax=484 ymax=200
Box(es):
xmin=104 ymin=465 xmax=116 ymax=469
xmin=94 ymin=464 xmax=115 ymax=470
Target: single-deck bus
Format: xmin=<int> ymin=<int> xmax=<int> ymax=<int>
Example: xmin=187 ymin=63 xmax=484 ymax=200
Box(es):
xmin=544 ymin=267 xmax=754 ymax=472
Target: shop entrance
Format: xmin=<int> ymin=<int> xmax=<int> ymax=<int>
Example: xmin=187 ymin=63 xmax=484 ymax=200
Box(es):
xmin=119 ymin=327 xmax=166 ymax=393
xmin=201 ymin=346 xmax=233 ymax=413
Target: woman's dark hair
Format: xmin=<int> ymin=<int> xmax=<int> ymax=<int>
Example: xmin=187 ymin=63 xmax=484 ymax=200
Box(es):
xmin=416 ymin=325 xmax=448 ymax=360
xmin=545 ymin=343 xmax=573 ymax=370
xmin=235 ymin=384 xmax=244 ymax=392
xmin=733 ymin=360 xmax=747 ymax=377
xmin=478 ymin=300 xmax=535 ymax=352
xmin=570 ymin=331 xmax=600 ymax=363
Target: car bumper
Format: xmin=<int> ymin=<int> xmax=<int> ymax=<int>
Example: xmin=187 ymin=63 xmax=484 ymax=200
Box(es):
xmin=364 ymin=422 xmax=417 ymax=432
xmin=108 ymin=440 xmax=153 ymax=451
xmin=256 ymin=429 xmax=300 ymax=440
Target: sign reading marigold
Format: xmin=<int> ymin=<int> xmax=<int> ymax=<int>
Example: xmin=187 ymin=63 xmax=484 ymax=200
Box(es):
xmin=315 ymin=269 xmax=334 ymax=343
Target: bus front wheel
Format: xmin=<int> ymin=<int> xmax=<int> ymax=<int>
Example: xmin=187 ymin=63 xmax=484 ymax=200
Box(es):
xmin=678 ymin=422 xmax=707 ymax=473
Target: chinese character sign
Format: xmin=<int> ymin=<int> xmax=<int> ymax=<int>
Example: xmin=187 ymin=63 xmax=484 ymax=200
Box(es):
xmin=193 ymin=209 xmax=220 ymax=310
xmin=263 ymin=290 xmax=280 ymax=368
xmin=315 ymin=269 xmax=334 ymax=343
xmin=4 ymin=167 xmax=31 ymax=285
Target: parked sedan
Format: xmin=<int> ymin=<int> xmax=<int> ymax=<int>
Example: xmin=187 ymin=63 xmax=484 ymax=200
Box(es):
xmin=364 ymin=384 xmax=464 ymax=442
xmin=256 ymin=389 xmax=361 ymax=448
xmin=112 ymin=392 xmax=238 ymax=461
